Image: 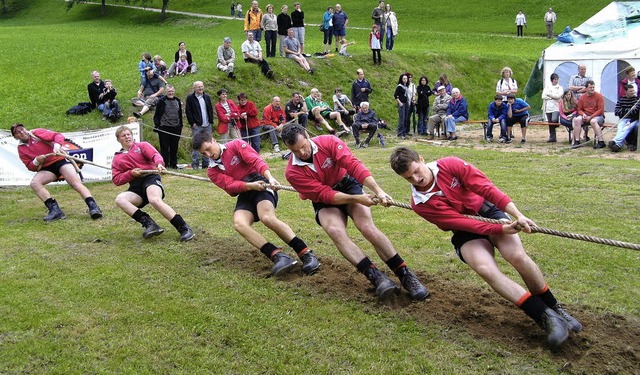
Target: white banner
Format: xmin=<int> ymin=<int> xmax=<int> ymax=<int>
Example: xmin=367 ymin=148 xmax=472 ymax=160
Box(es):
xmin=0 ymin=123 xmax=142 ymax=186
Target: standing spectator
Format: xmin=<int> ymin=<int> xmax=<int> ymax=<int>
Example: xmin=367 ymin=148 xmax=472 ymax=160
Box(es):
xmin=167 ymin=41 xmax=198 ymax=77
xmin=394 ymin=73 xmax=410 ymax=139
xmin=283 ymin=28 xmax=313 ymax=73
xmin=372 ymin=1 xmax=385 ymax=48
xmin=506 ymin=94 xmax=531 ymax=144
xmin=487 ymin=94 xmax=508 ymax=143
xmin=332 ymin=3 xmax=349 ymax=50
xmin=383 ymin=4 xmax=398 ymax=51
xmin=609 ymin=84 xmax=640 ymax=152
xmin=111 ymin=126 xmax=195 ymax=242
xmin=351 ymin=101 xmax=379 ymax=148
xmin=572 ymin=80 xmax=605 ymax=148
xmin=351 ymin=68 xmax=373 ymax=110
xmin=568 ymin=64 xmax=590 ymax=100
xmin=618 ymin=66 xmax=640 ymax=98
xmin=236 ymin=92 xmax=262 ymax=152
xmin=427 ymin=86 xmax=451 ymax=140
xmin=132 ymin=68 xmax=165 ymax=118
xmin=217 ymin=37 xmax=237 ymax=79
xmin=444 ymin=88 xmax=468 ymax=141
xmin=290 ymin=2 xmax=305 ymax=55
xmin=281 ymin=124 xmax=430 ymax=300
xmin=261 ymin=4 xmax=278 ymax=58
xmin=406 ymin=73 xmax=417 ymax=135
xmin=241 ymin=31 xmax=275 ymax=79
xmin=11 ymin=123 xmax=103 ymax=222
xmin=416 ymin=75 xmax=432 ymax=136
xmin=285 ymin=91 xmax=309 ymax=128
xmin=496 ymin=66 xmax=518 ymax=101
xmin=236 ymin=3 xmax=243 ymax=18
xmin=185 ymin=81 xmax=214 ymax=169
xmin=322 ymin=6 xmax=334 ymax=55
xmin=262 ymin=96 xmax=286 ymax=152
xmin=214 ymin=88 xmax=241 ymax=142
xmin=244 ymin=1 xmax=263 ymax=42
xmin=138 ymin=52 xmax=154 ymax=84
xmin=276 ymin=5 xmax=292 ymax=57
xmin=541 ymin=73 xmax=563 ymax=142
xmin=231 ymin=1 xmax=235 ymax=17
xmin=153 ymin=85 xmax=183 ymax=169
xmin=544 ymin=7 xmax=557 ymax=38
xmin=369 ymin=24 xmax=382 ymax=65
xmin=433 ymin=73 xmax=453 ymax=95
xmin=515 ymin=10 xmax=527 ymax=37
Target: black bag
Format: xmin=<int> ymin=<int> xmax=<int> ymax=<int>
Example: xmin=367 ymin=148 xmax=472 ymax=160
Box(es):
xmin=319 ymin=24 xmax=325 ymax=32
xmin=66 ymin=102 xmax=93 ymax=115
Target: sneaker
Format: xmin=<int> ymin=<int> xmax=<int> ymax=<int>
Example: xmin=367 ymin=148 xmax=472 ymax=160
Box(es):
xmin=571 ymin=140 xmax=582 ymax=149
xmin=553 ymin=304 xmax=582 ymax=333
xmin=584 ymin=135 xmax=591 ymax=142
xmin=266 ymin=70 xmax=274 ymax=79
xmin=520 ymin=138 xmax=526 ymax=144
xmin=179 ymin=225 xmax=195 ymax=242
xmin=630 ymin=145 xmax=637 ymax=151
xmin=399 ymin=268 xmax=430 ymax=300
xmin=538 ymin=307 xmax=570 ymax=349
xmin=447 ymin=136 xmax=458 ymax=141
xmin=335 ymin=130 xmax=348 ymax=138
xmin=361 ymin=142 xmax=369 ymax=148
xmin=608 ymin=141 xmax=621 ymax=152
xmin=300 ymin=250 xmax=320 ymax=275
xmin=485 ymin=136 xmax=493 ymax=142
xmin=281 ymin=151 xmax=292 ymax=160
xmin=505 ymin=138 xmax=512 ymax=144
xmin=365 ymin=268 xmax=400 ymax=299
xmin=273 ymin=144 xmax=281 ymax=153
xmin=314 ymin=125 xmax=324 ymax=132
xmin=271 ymin=251 xmax=298 ymax=276
xmin=594 ymin=140 xmax=606 ymax=149
xmin=133 ymin=112 xmax=142 ymax=118
xmin=498 ymin=137 xmax=506 ymax=143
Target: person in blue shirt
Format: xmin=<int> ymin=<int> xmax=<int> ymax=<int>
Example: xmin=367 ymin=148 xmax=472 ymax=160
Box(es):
xmin=487 ymin=94 xmax=509 ymax=143
xmin=506 ymin=93 xmax=531 ymax=144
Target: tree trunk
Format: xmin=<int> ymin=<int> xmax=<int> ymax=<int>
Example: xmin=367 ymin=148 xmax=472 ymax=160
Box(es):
xmin=101 ymin=0 xmax=106 ymax=16
xmin=2 ymin=0 xmax=7 ymax=15
xmin=161 ymin=0 xmax=169 ymax=20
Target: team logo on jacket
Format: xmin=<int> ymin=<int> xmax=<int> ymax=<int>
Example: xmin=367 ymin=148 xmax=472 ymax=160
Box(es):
xmin=450 ymin=177 xmax=460 ymax=189
xmin=321 ymin=158 xmax=334 ymax=170
xmin=230 ymin=156 xmax=240 ymax=166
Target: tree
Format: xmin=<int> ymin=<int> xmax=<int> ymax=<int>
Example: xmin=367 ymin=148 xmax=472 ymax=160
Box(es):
xmin=2 ymin=0 xmax=8 ymax=15
xmin=66 ymin=0 xmax=107 ymax=16
xmin=160 ymin=0 xmax=169 ymax=20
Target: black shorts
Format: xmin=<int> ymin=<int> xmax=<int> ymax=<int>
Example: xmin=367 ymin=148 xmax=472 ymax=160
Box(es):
xmin=451 ymin=201 xmax=509 ymax=263
xmin=40 ymin=159 xmax=71 ymax=178
xmin=234 ymin=174 xmax=278 ymax=222
xmin=311 ymin=175 xmax=362 ymax=225
xmin=127 ymin=174 xmax=165 ymax=207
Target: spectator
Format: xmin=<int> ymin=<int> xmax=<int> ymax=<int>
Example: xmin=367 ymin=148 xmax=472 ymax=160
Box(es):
xmin=87 ymin=71 xmax=121 ymax=121
xmin=241 ymin=31 xmax=275 ymax=79
xmin=236 ymin=3 xmax=243 ymax=18
xmin=138 ymin=52 xmax=154 ymax=84
xmin=541 ymin=73 xmax=563 ymax=142
xmin=433 ymin=73 xmax=453 ymax=95
xmin=321 ymin=6 xmax=334 ymax=55
xmin=236 ymin=92 xmax=262 ymax=152
xmin=262 ymin=96 xmax=286 ymax=152
xmin=332 ymin=87 xmax=355 ymax=126
xmin=351 ymin=68 xmax=373 ymax=110
xmin=214 ymin=88 xmax=241 ymax=142
xmin=618 ymin=66 xmax=640 ymax=98
xmin=192 ymin=133 xmax=319 ymax=276
xmin=568 ymin=64 xmax=590 ymax=100
xmin=496 ymin=66 xmax=518 ymax=101
xmin=305 ymin=88 xmax=349 ymax=135
xmin=372 ymin=1 xmax=385 ymax=48
xmin=10 ymin=123 xmax=103 ymax=222
xmin=167 ymin=41 xmax=198 ymax=77
xmin=558 ymin=89 xmax=577 ymax=134
xmin=427 ymin=85 xmax=451 ymax=140
xmin=111 ymin=125 xmax=195 ymax=242
xmin=153 ymin=85 xmax=183 ymax=169
xmin=394 ymin=74 xmax=410 ymax=139
xmin=185 ymin=81 xmax=214 ymax=169
xmin=231 ymin=1 xmax=235 ymax=17
xmin=416 ymin=75 xmax=432 ymax=136
xmin=290 ymin=2 xmax=305 ymax=55
xmin=338 ymin=38 xmax=354 ymax=58
xmin=572 ymin=80 xmax=605 ymax=149
xmin=261 ymin=3 xmax=278 ymax=58
xmin=285 ymin=91 xmax=309 ymax=128
xmin=389 ymin=147 xmax=581 ymax=349
xmin=217 ymin=37 xmax=237 ymax=79
xmin=153 ymin=55 xmax=168 ymax=77
xmin=281 ymin=124 xmax=429 ymax=300
xmin=369 ymin=24 xmax=382 ymax=65
xmin=515 ymin=10 xmax=527 ymax=37
xmin=444 ymin=88 xmax=468 ymax=141
xmin=609 ymin=84 xmax=639 ymax=152
xmin=244 ymin=1 xmax=263 ymax=41
xmin=544 ymin=7 xmax=557 ymax=39
xmin=383 ymin=4 xmax=398 ymax=51
xmin=332 ymin=3 xmax=349 ymax=49
xmin=276 ymin=5 xmax=292 ymax=57
xmin=406 ymin=73 xmax=417 ymax=135
xmin=352 ymin=101 xmax=379 ymax=148
xmin=283 ymin=28 xmax=313 ymax=73
xmin=175 ymin=54 xmax=189 ymax=76
xmin=506 ymin=94 xmax=531 ymax=144
xmin=487 ymin=94 xmax=508 ymax=143
xmin=132 ymin=68 xmax=165 ymax=118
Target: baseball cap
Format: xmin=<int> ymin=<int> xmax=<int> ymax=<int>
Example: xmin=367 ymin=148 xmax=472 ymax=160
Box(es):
xmin=437 ymin=86 xmax=446 ymax=91
xmin=223 ymin=37 xmax=231 ymax=43
xmin=10 ymin=123 xmax=25 ymax=136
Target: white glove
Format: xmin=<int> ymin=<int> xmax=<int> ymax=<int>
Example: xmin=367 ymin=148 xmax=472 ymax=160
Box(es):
xmin=32 ymin=157 xmax=41 ymax=166
xmin=53 ymin=143 xmax=62 ymax=153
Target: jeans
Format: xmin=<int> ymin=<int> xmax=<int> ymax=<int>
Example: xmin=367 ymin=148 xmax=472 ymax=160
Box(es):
xmin=386 ymin=26 xmax=395 ymax=50
xmin=240 ymin=126 xmax=261 ymax=153
xmin=445 ymin=116 xmax=466 ymax=133
xmin=612 ymin=119 xmax=639 ymax=146
xmin=417 ymin=108 xmax=429 ymax=135
xmin=397 ymin=103 xmax=408 ymax=136
xmin=486 ymin=119 xmax=507 ymax=139
xmin=264 ymin=30 xmax=277 ymax=57
xmin=191 ymin=125 xmax=211 ymax=169
xmin=250 ymin=29 xmax=262 ymax=42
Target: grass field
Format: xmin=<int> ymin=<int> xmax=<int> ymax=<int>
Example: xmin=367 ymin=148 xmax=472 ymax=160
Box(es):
xmin=1 ymin=1 xmax=638 ymax=374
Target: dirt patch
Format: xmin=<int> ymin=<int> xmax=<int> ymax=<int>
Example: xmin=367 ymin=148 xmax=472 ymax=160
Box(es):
xmin=196 ymin=236 xmax=639 ymax=375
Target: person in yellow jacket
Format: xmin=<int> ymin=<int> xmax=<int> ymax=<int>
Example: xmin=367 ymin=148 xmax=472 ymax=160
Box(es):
xmin=244 ymin=1 xmax=263 ymax=42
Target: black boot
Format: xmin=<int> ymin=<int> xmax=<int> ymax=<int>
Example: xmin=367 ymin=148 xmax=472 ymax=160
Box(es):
xmin=271 ymin=251 xmax=298 ymax=276
xmin=86 ymin=198 xmax=103 ymax=220
xmin=365 ymin=268 xmax=399 ymax=299
xmin=44 ymin=199 xmax=66 ymax=222
xmin=547 ymin=125 xmax=557 ymax=143
xmin=178 ymin=224 xmax=195 ymax=242
xmin=140 ymin=215 xmax=164 ymax=239
xmin=299 ymin=250 xmax=320 ymax=275
xmin=398 ymin=267 xmax=430 ymax=300
xmin=537 ymin=307 xmax=570 ymax=349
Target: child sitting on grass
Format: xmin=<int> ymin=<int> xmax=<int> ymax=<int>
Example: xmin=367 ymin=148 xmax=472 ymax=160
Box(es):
xmin=176 ymin=54 xmax=189 ymax=76
xmin=339 ymin=38 xmax=355 ymax=58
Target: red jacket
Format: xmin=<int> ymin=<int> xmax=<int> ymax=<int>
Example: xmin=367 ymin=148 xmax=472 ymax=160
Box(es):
xmin=285 ymin=135 xmax=371 ymax=204
xmin=206 ymin=139 xmax=269 ymax=196
xmin=411 ymin=157 xmax=511 ymax=235
xmin=17 ymin=128 xmax=66 ymax=171
xmin=618 ymin=77 xmax=640 ymax=98
xmin=214 ymin=99 xmax=240 ymax=135
xmin=262 ymin=104 xmax=286 ymax=127
xmin=111 ymin=141 xmax=165 ymax=186
xmin=237 ymin=100 xmax=260 ymax=130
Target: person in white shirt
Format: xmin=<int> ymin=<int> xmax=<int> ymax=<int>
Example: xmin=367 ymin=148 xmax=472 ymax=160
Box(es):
xmin=515 ymin=10 xmax=527 ymax=37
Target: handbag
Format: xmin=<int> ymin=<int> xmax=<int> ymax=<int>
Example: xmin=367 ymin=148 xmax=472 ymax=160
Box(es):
xmin=319 ymin=24 xmax=325 ymax=32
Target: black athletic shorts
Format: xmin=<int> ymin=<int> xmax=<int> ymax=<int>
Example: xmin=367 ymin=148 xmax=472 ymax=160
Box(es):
xmin=128 ymin=174 xmax=165 ymax=208
xmin=451 ymin=201 xmax=509 ymax=263
xmin=235 ymin=173 xmax=278 ymax=222
xmin=40 ymin=159 xmax=71 ymax=178
xmin=311 ymin=174 xmax=362 ymax=225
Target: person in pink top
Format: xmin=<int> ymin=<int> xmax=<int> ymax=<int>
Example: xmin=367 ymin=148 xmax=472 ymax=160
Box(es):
xmin=192 ymin=133 xmax=319 ymax=276
xmin=280 ymin=123 xmax=429 ymax=301
xmin=111 ymin=125 xmax=194 ymax=242
xmin=389 ymin=146 xmax=582 ymax=349
xmin=11 ymin=123 xmax=103 ymax=222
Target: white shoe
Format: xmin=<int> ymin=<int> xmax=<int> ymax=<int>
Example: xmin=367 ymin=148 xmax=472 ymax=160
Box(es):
xmin=273 ymin=144 xmax=281 ymax=153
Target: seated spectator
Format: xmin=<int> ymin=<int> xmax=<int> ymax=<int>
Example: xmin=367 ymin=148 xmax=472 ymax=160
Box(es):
xmin=609 ymin=84 xmax=639 ymax=152
xmin=175 ymin=54 xmax=190 ymax=76
xmin=153 ymin=55 xmax=168 ymax=77
xmin=572 ymin=80 xmax=605 ymax=149
xmin=168 ymin=41 xmax=198 ymax=77
xmin=427 ymin=85 xmax=451 ymax=140
xmin=333 ymin=87 xmax=355 ymax=126
xmin=214 ymin=88 xmax=241 ymax=142
xmin=87 ymin=71 xmax=121 ymax=121
xmin=132 ymin=68 xmax=165 ymax=118
xmin=338 ymin=38 xmax=355 ymax=58
xmin=618 ymin=66 xmax=640 ymax=98
xmin=444 ymin=88 xmax=468 ymax=141
xmin=496 ymin=66 xmax=518 ymax=101
xmin=305 ymin=88 xmax=349 ymax=135
xmin=351 ymin=101 xmax=379 ymax=148
xmin=283 ymin=28 xmax=313 ymax=74
xmin=506 ymin=94 xmax=531 ymax=144
xmin=217 ymin=37 xmax=237 ymax=79
xmin=558 ymin=89 xmax=577 ymax=134
xmin=285 ymin=91 xmax=308 ymax=128
xmin=487 ymin=94 xmax=508 ymax=143
xmin=541 ymin=73 xmax=563 ymax=142
xmin=241 ymin=31 xmax=275 ymax=79
xmin=262 ymin=96 xmax=286 ymax=152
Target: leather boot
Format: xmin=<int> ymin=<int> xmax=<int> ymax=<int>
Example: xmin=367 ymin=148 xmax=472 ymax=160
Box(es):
xmin=44 ymin=199 xmax=66 ymax=222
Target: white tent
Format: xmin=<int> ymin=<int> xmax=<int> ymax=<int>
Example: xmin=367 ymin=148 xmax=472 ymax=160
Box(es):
xmin=541 ymin=1 xmax=640 ymax=122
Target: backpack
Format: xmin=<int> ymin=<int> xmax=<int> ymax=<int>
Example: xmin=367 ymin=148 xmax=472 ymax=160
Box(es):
xmin=66 ymin=102 xmax=93 ymax=115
